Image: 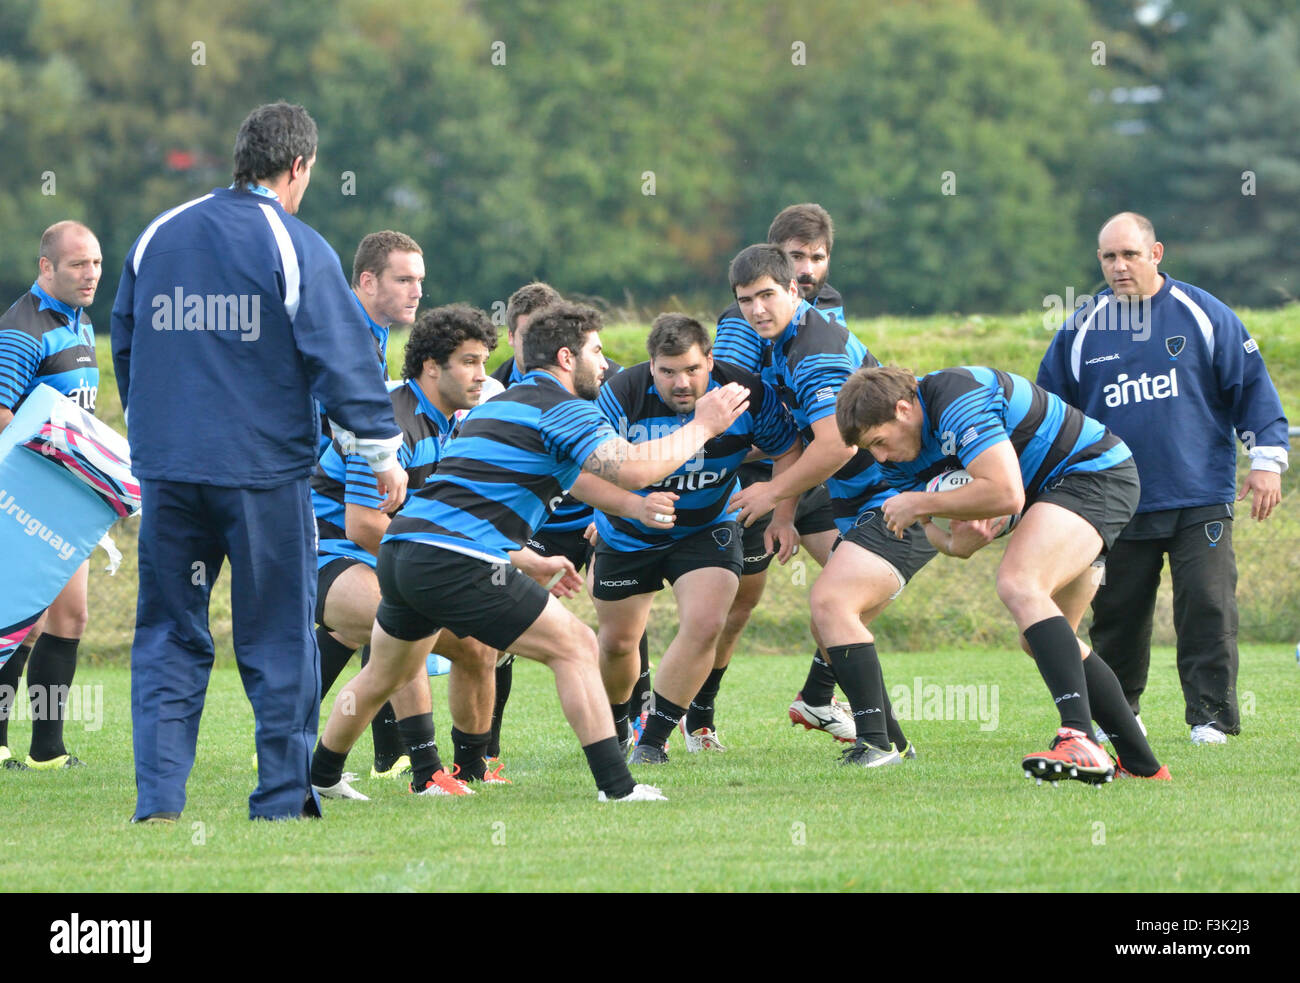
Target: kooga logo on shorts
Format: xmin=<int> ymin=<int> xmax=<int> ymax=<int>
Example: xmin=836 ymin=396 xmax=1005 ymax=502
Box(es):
xmin=150 ymin=288 xmax=261 ymax=342
xmin=0 ymin=489 xmax=77 ymax=561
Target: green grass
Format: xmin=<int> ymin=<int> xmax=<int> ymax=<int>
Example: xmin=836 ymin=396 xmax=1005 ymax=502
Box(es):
xmin=4 ymin=645 xmax=1297 ymax=892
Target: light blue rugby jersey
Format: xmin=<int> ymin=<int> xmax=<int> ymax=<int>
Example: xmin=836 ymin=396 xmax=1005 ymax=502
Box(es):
xmin=0 ymin=282 xmax=98 ymax=414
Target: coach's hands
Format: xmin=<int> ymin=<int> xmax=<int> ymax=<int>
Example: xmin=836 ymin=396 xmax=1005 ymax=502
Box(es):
xmin=510 ymin=547 xmax=583 ymax=598
xmin=693 ymin=382 xmax=750 ymax=436
xmin=639 ymin=491 xmax=678 ymax=530
xmin=1239 ymin=469 xmax=1282 ymax=521
xmin=375 ymin=466 xmax=409 ymax=514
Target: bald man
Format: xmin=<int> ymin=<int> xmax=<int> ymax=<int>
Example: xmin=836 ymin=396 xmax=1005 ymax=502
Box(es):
xmin=0 ymin=221 xmax=103 ymax=769
xmin=1037 ymin=212 xmax=1288 ymax=746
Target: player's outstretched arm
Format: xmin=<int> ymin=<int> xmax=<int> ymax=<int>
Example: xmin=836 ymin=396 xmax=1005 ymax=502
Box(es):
xmin=882 ymin=441 xmax=1024 ymax=536
xmin=508 ymin=546 xmax=583 ymax=598
xmin=582 ymin=382 xmax=749 ymax=490
xmin=570 ymin=473 xmax=678 ymax=530
xmin=732 ymin=415 xmax=854 ymax=527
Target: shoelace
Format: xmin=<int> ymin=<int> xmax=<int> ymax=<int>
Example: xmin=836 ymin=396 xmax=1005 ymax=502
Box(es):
xmin=482 ymin=759 xmax=512 ymax=784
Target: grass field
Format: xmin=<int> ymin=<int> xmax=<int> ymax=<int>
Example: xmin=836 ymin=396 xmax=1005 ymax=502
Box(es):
xmin=4 ymin=644 xmax=1297 ymax=893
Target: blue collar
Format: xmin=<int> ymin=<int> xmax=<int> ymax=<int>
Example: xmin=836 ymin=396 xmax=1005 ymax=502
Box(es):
xmin=230 ymin=182 xmax=280 ymax=201
xmin=509 ymin=361 xmax=526 ymax=385
xmin=523 ymin=369 xmax=568 ymax=392
xmin=352 ymin=294 xmax=390 ymax=363
xmin=407 ymin=379 xmax=453 ymax=436
xmin=30 ymin=281 xmax=81 ymax=323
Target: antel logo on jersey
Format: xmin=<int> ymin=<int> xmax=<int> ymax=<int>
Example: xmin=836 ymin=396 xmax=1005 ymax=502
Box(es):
xmin=1102 ymin=368 xmax=1179 ymax=407
xmin=652 ymin=469 xmax=724 ymax=492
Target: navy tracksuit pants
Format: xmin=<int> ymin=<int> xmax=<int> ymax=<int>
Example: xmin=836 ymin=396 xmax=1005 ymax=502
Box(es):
xmin=131 ymin=478 xmax=323 ymax=820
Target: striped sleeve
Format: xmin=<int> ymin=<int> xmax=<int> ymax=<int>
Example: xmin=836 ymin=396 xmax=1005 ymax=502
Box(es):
xmin=750 ymin=379 xmax=800 ymax=456
xmin=539 ymin=398 xmax=620 ymax=467
xmin=0 ymin=329 xmax=41 ymax=410
xmin=343 ymin=442 xmax=414 ymax=508
xmin=928 ymin=373 xmax=1010 ymax=467
xmin=714 ymin=313 xmax=765 ymax=374
xmin=791 ymin=352 xmax=856 ymax=424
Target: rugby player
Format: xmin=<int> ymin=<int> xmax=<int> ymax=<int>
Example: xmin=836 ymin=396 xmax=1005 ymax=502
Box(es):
xmin=702 ymin=205 xmax=853 ymax=744
xmin=0 ymin=221 xmax=103 ymax=770
xmin=309 ymin=302 xmax=749 ymax=802
xmin=837 ymin=365 xmax=1169 ymax=781
xmin=310 ymin=305 xmax=502 ymax=797
xmin=727 ymin=244 xmax=920 ymax=765
xmin=592 ymin=313 xmax=800 ymax=761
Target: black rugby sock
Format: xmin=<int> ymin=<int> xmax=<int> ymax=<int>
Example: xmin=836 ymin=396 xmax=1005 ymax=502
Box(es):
xmin=27 ymin=634 xmax=78 ymax=760
xmin=686 ymin=667 xmax=727 ymax=733
xmin=489 ymin=657 xmax=514 ymax=758
xmin=1083 ymin=654 xmax=1160 ymax=774
xmin=611 ymin=700 xmax=632 ymax=746
xmin=640 ymin=692 xmax=686 ymax=749
xmin=398 ymin=715 xmax=443 ymax=789
xmin=451 ymin=727 xmax=492 ymax=781
xmin=825 ymin=643 xmax=889 ymax=749
xmin=585 ymin=737 xmax=636 ymax=799
xmin=310 ymin=741 xmax=349 ymax=788
xmin=629 ymin=633 xmax=651 ymax=720
xmin=1023 ymin=617 xmax=1093 ymax=734
xmin=800 ymin=650 xmax=837 ymax=706
xmin=0 ymin=643 xmax=32 ymax=748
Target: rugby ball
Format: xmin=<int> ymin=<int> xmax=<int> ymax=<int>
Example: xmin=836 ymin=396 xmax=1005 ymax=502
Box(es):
xmin=923 ymin=468 xmax=1019 ymax=538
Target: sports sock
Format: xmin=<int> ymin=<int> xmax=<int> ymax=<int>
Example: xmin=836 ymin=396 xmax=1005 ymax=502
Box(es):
xmin=640 ymin=691 xmax=686 ymax=749
xmin=0 ymin=643 xmax=32 ymax=748
xmin=611 ymin=700 xmax=632 ymax=746
xmin=584 ymin=737 xmax=635 ymax=799
xmin=310 ymin=741 xmax=349 ymax=788
xmin=488 ymin=657 xmax=514 ymax=758
xmin=800 ymin=649 xmax=837 ymax=706
xmin=630 ymin=632 xmax=651 ymax=719
xmin=27 ymin=634 xmax=78 ymax=760
xmin=825 ymin=643 xmax=889 ymax=749
xmin=883 ymin=690 xmax=909 ymax=751
xmin=686 ymin=667 xmax=727 ymax=733
xmin=1083 ymin=654 xmax=1161 ymax=774
xmin=316 ymin=628 xmax=355 ymax=697
xmin=451 ymin=726 xmax=492 ymax=781
xmin=397 ymin=714 xmax=443 ymax=789
xmin=1023 ymin=617 xmax=1093 ymax=734
xmin=370 ymin=701 xmax=405 ymax=771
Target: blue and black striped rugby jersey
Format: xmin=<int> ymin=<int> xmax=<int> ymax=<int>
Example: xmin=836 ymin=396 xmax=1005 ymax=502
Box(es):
xmin=762 ymin=301 xmax=895 ymax=530
xmin=383 ymin=370 xmax=619 ymax=563
xmin=879 ymin=367 xmax=1132 ymax=498
xmin=714 ymin=282 xmax=844 ymax=375
xmin=593 ymin=359 xmax=799 ymax=551
xmin=312 ymin=379 xmax=452 ymax=568
xmin=490 ymin=354 xmax=624 ymax=535
xmin=0 ymin=282 xmax=98 ymax=414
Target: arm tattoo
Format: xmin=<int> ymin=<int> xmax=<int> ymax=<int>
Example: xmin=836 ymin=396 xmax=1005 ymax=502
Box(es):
xmin=583 ymin=439 xmax=628 ymax=483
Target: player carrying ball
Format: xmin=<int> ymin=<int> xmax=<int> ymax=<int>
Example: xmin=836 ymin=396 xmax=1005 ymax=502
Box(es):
xmin=836 ymin=365 xmax=1170 ymax=783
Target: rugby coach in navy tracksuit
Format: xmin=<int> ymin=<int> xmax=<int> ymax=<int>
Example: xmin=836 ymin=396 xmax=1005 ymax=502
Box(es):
xmin=111 ymin=103 xmax=406 ymax=822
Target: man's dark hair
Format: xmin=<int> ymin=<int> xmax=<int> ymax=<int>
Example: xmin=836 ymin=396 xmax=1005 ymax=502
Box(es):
xmin=521 ymin=301 xmax=602 ymax=372
xmin=836 ymin=366 xmax=919 ymax=447
xmin=505 ymin=282 xmax=562 ymax=337
xmin=646 ymin=313 xmax=711 ymax=360
xmin=767 ymin=203 xmax=834 ymax=252
xmin=729 ymin=243 xmax=795 ymax=293
xmin=402 ymin=304 xmax=498 ymax=380
xmin=232 ymin=102 xmax=319 ymax=190
xmin=352 ymin=230 xmax=422 ymax=287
